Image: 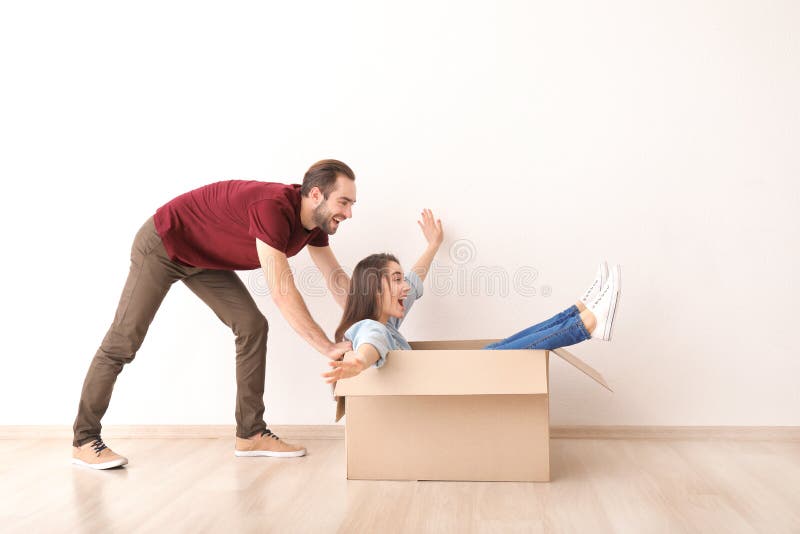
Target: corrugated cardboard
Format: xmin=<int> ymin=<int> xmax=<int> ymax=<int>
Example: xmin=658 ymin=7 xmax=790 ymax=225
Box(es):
xmin=333 ymin=340 xmax=611 ymax=482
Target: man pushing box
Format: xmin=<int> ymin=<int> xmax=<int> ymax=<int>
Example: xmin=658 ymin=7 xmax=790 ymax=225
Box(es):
xmin=72 ymin=160 xmax=356 ymax=469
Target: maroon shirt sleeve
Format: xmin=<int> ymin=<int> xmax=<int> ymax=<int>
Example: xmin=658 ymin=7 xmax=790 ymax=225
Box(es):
xmin=248 ymin=199 xmax=292 ymax=252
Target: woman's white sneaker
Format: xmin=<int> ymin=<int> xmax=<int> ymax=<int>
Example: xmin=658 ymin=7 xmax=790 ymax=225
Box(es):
xmin=589 ymin=264 xmax=622 ymax=341
xmin=578 ymin=261 xmax=608 ymax=308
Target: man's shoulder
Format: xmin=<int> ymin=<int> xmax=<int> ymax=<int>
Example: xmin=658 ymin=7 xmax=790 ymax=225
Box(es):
xmin=232 ymin=181 xmax=301 ymax=204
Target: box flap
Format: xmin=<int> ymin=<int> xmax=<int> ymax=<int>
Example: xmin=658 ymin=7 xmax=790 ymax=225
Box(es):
xmin=334 ymin=347 xmax=549 ymax=397
xmin=335 ymin=396 xmax=345 ymax=422
xmin=551 ymin=348 xmax=613 ymax=392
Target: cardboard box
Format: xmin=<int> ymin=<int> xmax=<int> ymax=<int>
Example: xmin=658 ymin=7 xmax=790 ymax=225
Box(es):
xmin=333 ymin=339 xmax=611 ymax=482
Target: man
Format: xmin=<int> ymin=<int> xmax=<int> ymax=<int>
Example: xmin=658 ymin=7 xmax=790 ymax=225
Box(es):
xmin=72 ymin=159 xmax=356 ymax=469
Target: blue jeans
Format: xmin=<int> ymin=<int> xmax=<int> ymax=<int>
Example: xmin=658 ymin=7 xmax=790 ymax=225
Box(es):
xmin=483 ymin=305 xmax=590 ymax=351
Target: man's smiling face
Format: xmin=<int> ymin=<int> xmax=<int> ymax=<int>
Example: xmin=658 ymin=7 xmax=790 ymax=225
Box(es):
xmin=312 ymin=174 xmax=356 ymax=235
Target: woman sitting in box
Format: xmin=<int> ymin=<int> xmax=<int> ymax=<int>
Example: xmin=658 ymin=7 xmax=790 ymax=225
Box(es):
xmin=322 ymin=209 xmax=621 ymax=384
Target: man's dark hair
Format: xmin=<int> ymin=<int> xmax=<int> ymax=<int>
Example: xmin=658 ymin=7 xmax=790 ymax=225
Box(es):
xmin=301 ymin=159 xmax=355 ymax=198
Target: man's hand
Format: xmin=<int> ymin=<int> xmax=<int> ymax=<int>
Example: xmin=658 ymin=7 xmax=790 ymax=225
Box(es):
xmin=325 ymin=340 xmax=352 ymax=361
xmin=322 ymin=358 xmax=365 ymax=384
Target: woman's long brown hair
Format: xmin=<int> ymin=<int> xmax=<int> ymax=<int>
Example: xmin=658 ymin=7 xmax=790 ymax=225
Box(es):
xmin=334 ymin=253 xmax=399 ymax=342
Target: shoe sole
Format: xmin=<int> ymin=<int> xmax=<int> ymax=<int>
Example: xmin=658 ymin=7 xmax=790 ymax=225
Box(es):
xmin=605 ymin=265 xmax=622 ymax=341
xmin=234 ymin=450 xmax=306 ymax=458
xmin=71 ymin=457 xmax=128 ymax=470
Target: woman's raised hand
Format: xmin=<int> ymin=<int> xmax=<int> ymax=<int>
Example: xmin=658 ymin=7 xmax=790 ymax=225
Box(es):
xmin=417 ymin=208 xmax=444 ymax=248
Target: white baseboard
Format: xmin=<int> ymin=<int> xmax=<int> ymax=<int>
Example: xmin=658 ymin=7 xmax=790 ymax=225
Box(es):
xmin=1 ymin=425 xmax=799 ymax=441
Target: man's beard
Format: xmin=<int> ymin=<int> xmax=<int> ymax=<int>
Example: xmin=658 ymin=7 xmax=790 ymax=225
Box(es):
xmin=312 ymin=202 xmax=338 ymax=235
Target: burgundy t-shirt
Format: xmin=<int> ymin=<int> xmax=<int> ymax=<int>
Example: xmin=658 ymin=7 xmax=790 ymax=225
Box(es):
xmin=153 ymin=181 xmax=329 ymax=270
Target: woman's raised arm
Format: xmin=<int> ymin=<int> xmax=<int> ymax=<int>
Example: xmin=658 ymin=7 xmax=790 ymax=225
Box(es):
xmin=411 ymin=208 xmax=444 ymax=282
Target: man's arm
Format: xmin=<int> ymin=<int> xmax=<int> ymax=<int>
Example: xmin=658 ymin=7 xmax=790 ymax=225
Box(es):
xmin=307 ymin=245 xmax=350 ymax=310
xmin=256 ymin=238 xmax=350 ymax=360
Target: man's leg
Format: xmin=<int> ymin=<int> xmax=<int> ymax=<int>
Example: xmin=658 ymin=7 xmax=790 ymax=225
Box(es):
xmin=73 ymin=217 xmax=194 ymax=447
xmin=181 ymin=270 xmax=269 ymax=439
xmin=182 ymin=270 xmax=306 ymax=457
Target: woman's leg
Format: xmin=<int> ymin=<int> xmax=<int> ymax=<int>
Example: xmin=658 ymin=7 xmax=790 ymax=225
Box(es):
xmin=483 ymin=305 xmax=581 ymax=349
xmin=486 ymin=309 xmax=595 ymax=351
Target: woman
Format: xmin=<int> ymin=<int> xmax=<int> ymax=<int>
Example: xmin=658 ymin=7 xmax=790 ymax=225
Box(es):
xmin=322 ymin=209 xmax=621 ymax=384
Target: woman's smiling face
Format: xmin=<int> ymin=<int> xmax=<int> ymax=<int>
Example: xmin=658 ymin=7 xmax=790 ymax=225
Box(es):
xmin=379 ymin=261 xmax=411 ymax=321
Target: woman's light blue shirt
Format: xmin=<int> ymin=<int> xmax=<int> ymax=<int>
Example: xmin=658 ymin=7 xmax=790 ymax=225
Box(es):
xmin=343 ymin=270 xmax=424 ymax=368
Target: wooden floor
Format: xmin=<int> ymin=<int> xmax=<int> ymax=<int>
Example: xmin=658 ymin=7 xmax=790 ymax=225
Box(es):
xmin=1 ymin=437 xmax=799 ymax=533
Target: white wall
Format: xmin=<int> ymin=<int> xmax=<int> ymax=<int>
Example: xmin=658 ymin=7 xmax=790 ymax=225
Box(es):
xmin=1 ymin=0 xmax=798 ymax=427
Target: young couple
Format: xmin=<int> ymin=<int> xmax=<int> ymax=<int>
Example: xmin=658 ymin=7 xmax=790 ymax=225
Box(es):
xmin=322 ymin=209 xmax=622 ymax=384
xmin=71 ymin=159 xmax=619 ymax=471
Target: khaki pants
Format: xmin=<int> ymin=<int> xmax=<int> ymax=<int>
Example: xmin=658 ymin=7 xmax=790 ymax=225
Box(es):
xmin=73 ymin=217 xmax=268 ymax=446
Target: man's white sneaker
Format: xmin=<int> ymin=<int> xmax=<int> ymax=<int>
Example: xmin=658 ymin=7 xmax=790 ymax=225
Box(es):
xmin=578 ymin=261 xmax=609 ymax=308
xmin=589 ymin=264 xmax=622 ymax=341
